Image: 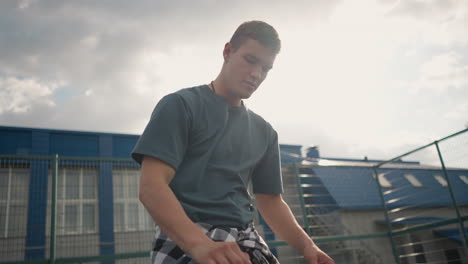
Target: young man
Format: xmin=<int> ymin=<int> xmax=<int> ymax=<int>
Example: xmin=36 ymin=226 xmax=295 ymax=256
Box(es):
xmin=132 ymin=21 xmax=334 ymax=264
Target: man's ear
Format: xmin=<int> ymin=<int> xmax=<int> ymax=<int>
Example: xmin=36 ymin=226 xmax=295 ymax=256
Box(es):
xmin=223 ymin=42 xmax=232 ymax=62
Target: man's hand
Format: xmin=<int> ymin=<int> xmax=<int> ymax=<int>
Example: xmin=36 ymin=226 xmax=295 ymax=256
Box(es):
xmin=256 ymin=194 xmax=334 ymax=264
xmin=189 ymin=240 xmax=251 ymax=264
xmin=303 ymin=244 xmax=334 ymax=264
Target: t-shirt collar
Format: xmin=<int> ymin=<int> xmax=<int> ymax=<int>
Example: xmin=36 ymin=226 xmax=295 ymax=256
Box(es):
xmin=203 ymin=84 xmax=247 ymax=111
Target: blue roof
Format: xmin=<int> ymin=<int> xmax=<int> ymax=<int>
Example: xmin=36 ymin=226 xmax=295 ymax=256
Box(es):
xmin=304 ymin=165 xmax=468 ymax=210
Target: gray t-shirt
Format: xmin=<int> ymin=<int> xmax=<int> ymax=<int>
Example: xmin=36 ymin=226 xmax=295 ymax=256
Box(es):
xmin=132 ymin=85 xmax=283 ymax=228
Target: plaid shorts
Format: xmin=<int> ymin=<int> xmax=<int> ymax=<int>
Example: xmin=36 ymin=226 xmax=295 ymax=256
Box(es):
xmin=151 ymin=222 xmax=279 ymax=264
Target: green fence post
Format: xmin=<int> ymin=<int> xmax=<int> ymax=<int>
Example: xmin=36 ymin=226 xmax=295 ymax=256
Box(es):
xmin=294 ymin=163 xmax=311 ymax=236
xmin=434 ymin=141 xmax=468 ymax=248
xmin=372 ymin=167 xmax=401 ymax=264
xmin=50 ymin=154 xmax=58 ymax=264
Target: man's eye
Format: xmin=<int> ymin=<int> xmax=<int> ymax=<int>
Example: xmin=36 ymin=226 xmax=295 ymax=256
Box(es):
xmin=244 ymin=56 xmax=255 ymax=64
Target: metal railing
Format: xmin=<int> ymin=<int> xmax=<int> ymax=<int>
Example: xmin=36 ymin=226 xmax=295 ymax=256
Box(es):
xmin=372 ymin=128 xmax=468 ymax=264
xmin=0 ymin=155 xmax=151 ymax=264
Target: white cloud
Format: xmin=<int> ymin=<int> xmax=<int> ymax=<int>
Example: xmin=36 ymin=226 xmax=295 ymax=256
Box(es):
xmin=444 ymin=103 xmax=468 ymax=121
xmin=84 ymin=89 xmax=93 ymax=96
xmin=0 ymin=0 xmax=340 ymax=133
xmin=17 ymin=0 xmax=35 ymax=9
xmin=0 ymin=76 xmax=59 ymax=113
xmin=407 ymin=52 xmax=468 ymax=94
xmin=0 ymin=0 xmax=466 ymax=161
xmin=80 ymin=35 xmax=100 ymax=50
xmin=386 ymin=0 xmax=468 ymax=45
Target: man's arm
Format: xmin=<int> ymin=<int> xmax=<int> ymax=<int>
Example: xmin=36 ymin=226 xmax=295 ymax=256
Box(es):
xmin=139 ymin=156 xmax=251 ymax=264
xmin=255 ymin=194 xmax=334 ymax=264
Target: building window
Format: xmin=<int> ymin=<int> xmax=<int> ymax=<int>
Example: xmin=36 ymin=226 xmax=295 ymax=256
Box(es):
xmin=373 ymin=173 xmax=392 ymax=188
xmin=404 ymin=174 xmax=423 ymax=187
xmin=444 ymin=249 xmax=462 ymax=264
xmin=51 ymin=167 xmax=98 ymax=235
xmin=434 ymin=175 xmax=448 ymax=187
xmin=0 ymin=167 xmax=29 ymax=238
xmin=459 ymin=175 xmax=468 ymax=185
xmin=113 ymin=168 xmax=153 ymax=232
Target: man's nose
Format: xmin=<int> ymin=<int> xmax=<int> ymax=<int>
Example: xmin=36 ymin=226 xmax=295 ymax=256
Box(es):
xmin=249 ymin=65 xmax=262 ymax=80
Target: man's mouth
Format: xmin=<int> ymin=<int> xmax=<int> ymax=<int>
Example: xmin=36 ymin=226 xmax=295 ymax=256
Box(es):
xmin=244 ymin=81 xmax=257 ymax=90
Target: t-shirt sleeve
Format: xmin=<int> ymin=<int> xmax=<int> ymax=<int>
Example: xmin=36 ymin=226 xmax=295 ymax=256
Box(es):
xmin=252 ymin=129 xmax=283 ymax=194
xmin=131 ymin=93 xmax=190 ymax=170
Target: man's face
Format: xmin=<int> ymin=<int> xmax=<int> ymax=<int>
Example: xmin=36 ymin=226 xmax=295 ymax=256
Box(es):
xmin=223 ymin=38 xmax=276 ymax=100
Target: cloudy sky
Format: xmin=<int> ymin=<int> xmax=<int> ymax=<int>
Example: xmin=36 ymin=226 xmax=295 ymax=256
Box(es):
xmin=1 ymin=0 xmax=467 ymax=161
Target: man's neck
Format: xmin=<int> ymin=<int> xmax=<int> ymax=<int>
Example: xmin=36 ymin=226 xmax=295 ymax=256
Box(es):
xmin=211 ymin=79 xmax=242 ymax=106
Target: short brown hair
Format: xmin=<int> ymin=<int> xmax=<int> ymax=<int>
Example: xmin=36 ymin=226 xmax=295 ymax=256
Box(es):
xmin=229 ymin=20 xmax=281 ymax=54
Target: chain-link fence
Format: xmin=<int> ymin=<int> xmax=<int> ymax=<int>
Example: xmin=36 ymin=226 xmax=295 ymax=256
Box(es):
xmin=0 ymin=128 xmax=467 ymax=264
xmin=372 ymin=128 xmax=468 ymax=264
xmin=0 ymin=156 xmax=31 ymax=262
xmin=0 ymin=156 xmax=152 ymax=264
xmin=269 ymin=128 xmax=467 ymax=264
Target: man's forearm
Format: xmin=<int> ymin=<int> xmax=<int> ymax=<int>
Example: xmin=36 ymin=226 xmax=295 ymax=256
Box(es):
xmin=139 ymin=158 xmax=211 ymax=252
xmin=256 ymin=194 xmax=315 ymax=253
xmin=140 ymin=182 xmax=211 ymax=251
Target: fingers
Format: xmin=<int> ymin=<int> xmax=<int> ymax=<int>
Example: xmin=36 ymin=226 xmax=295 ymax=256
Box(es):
xmin=321 ymin=254 xmax=334 ymax=264
xmin=318 ymin=250 xmax=334 ymax=264
xmin=304 ymin=244 xmax=334 ymax=264
xmin=242 ymin=252 xmax=251 ymax=263
xmin=222 ymin=242 xmax=251 ymax=264
xmin=313 ymin=251 xmax=334 ymax=264
xmin=196 ymin=241 xmax=251 ymax=264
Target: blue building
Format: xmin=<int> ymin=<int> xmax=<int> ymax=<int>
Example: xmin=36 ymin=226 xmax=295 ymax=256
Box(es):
xmin=289 ymin=147 xmax=468 ymax=264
